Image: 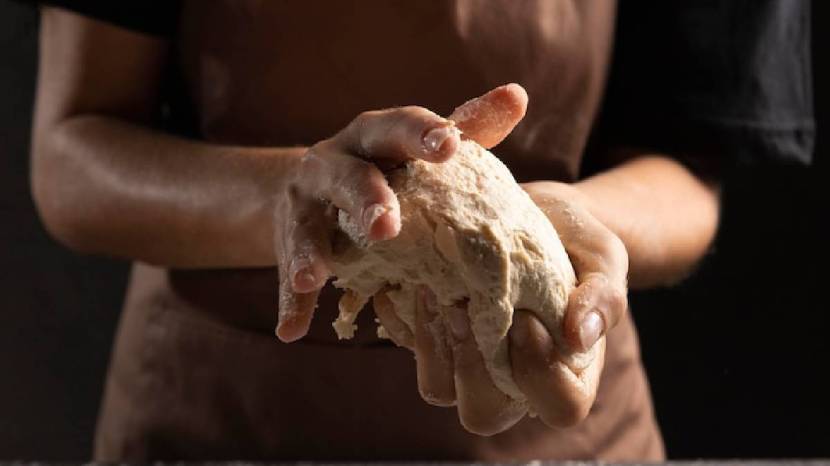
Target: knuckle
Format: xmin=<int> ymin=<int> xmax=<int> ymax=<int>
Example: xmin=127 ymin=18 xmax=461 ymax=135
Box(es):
xmin=375 ymin=109 xmax=414 ymax=153
xmin=602 ymin=287 xmax=628 ymax=327
xmin=391 ymin=105 xmax=433 ymax=126
xmin=602 ymin=234 xmax=629 ymax=289
xmin=300 ymin=144 xmax=323 ymax=168
xmin=607 ymin=233 xmax=628 ymax=263
xmin=349 ymin=111 xmax=373 ymax=134
xmin=395 ymin=105 xmax=441 ymax=135
xmin=398 ymin=105 xmax=423 ymax=113
xmin=397 ymin=105 xmax=433 ymax=120
xmin=350 ymin=110 xmax=384 ymax=154
xmin=586 ymin=230 xmax=628 ymax=276
xmin=608 ymin=286 xmax=628 ymax=312
xmin=597 ymin=230 xmax=627 ymax=264
xmin=354 ymin=109 xmax=384 ymax=125
xmin=352 ymin=106 xmax=439 ymax=158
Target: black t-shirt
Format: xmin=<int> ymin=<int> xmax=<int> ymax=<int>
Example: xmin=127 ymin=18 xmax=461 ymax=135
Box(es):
xmin=595 ymin=0 xmax=814 ymax=174
xmin=33 ymin=0 xmax=815 ymax=172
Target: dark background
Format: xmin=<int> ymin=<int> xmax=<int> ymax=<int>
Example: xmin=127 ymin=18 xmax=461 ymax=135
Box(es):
xmin=0 ymin=0 xmax=827 ymax=460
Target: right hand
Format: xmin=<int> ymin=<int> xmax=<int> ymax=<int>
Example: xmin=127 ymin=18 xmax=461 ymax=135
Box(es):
xmin=274 ymin=105 xmax=462 ymax=342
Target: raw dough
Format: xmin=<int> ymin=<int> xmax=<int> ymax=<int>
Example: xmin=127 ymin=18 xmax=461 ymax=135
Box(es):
xmin=330 ymin=137 xmax=596 ymax=402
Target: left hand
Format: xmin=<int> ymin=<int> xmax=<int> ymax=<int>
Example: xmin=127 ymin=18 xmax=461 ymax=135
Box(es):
xmin=374 ymin=85 xmax=629 ymax=436
xmin=511 ymin=180 xmax=629 ymax=428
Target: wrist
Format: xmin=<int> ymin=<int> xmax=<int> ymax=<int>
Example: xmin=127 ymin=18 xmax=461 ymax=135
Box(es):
xmin=247 ymin=145 xmax=308 ymax=266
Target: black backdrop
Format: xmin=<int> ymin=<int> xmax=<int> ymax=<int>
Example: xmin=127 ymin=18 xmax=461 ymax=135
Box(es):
xmin=0 ymin=0 xmax=827 ymax=460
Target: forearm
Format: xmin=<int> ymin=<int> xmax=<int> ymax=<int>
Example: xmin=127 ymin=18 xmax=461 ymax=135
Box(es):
xmin=574 ymin=154 xmax=720 ymax=289
xmin=32 ymin=114 xmax=304 ymax=268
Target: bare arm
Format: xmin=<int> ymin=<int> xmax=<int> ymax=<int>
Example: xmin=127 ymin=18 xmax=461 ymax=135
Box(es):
xmin=524 ymin=155 xmax=718 ymax=290
xmin=31 ymin=8 xmax=305 ymax=268
xmin=575 ymin=154 xmax=720 ymax=289
xmin=34 ymin=116 xmax=308 ymax=268
xmin=32 ymin=8 xmax=465 ymax=341
xmin=507 ymin=151 xmax=719 ymax=430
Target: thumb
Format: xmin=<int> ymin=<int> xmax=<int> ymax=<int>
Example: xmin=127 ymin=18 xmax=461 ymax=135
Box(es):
xmin=448 ymin=83 xmax=528 ymax=149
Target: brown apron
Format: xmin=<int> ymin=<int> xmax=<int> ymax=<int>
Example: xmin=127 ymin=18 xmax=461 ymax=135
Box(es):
xmin=94 ymin=0 xmax=665 ymax=461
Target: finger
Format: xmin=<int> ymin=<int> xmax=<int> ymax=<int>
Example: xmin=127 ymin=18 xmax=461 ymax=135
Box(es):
xmin=529 ymin=189 xmax=629 ymax=351
xmin=563 ymin=272 xmax=627 ymax=352
xmin=298 ymin=144 xmax=401 ymax=241
xmin=556 ymin=204 xmax=628 ymax=287
xmin=558 ymin=212 xmax=628 ymax=351
xmin=449 ymin=83 xmax=528 ymax=149
xmin=509 ymin=310 xmax=605 ymax=427
xmin=413 ymin=287 xmax=456 ymax=407
xmin=276 ymin=271 xmax=322 ymax=343
xmin=338 ymin=106 xmax=461 ymax=163
xmin=445 ymin=303 xmax=526 ymax=436
xmin=373 ymin=290 xmax=414 ymax=349
xmin=283 ymin=192 xmax=333 ymax=293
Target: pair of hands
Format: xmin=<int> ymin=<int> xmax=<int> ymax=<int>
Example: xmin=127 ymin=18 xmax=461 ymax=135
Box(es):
xmin=273 ymin=84 xmax=629 ymax=435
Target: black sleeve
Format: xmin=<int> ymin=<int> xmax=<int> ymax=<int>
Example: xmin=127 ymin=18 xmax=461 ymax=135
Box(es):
xmin=36 ymin=0 xmax=181 ymax=37
xmin=591 ymin=0 xmax=815 ymax=175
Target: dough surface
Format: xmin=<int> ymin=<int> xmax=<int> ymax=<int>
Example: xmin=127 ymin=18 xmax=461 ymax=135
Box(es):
xmin=330 ymin=138 xmax=596 ymax=402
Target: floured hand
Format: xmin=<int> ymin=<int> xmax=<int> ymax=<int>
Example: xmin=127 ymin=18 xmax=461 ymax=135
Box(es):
xmin=326 ymin=85 xmax=625 ymax=435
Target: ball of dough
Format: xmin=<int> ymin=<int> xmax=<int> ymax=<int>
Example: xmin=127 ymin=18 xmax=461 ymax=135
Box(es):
xmin=330 ymin=138 xmax=596 ymax=402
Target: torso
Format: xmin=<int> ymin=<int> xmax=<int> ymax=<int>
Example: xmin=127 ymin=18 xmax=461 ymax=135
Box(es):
xmin=176 ymin=0 xmax=615 ymax=181
xmin=168 ymin=0 xmax=618 ymax=341
xmin=95 ymin=1 xmax=665 ymax=461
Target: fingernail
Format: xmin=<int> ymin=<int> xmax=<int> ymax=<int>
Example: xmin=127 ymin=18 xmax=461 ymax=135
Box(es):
xmin=290 ymin=256 xmax=315 ymax=291
xmin=362 ymin=203 xmax=390 ymax=235
xmin=579 ymin=311 xmax=604 ymax=350
xmin=422 ymin=125 xmax=455 ymax=154
xmin=447 ymin=305 xmax=470 ymax=340
xmin=293 ymin=268 xmax=316 ymax=290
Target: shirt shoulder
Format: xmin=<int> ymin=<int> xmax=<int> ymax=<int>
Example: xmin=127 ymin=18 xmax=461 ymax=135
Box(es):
xmin=594 ymin=0 xmax=814 ymax=171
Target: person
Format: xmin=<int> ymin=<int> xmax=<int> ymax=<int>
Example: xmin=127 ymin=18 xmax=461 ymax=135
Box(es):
xmin=28 ymin=0 xmax=813 ymax=461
